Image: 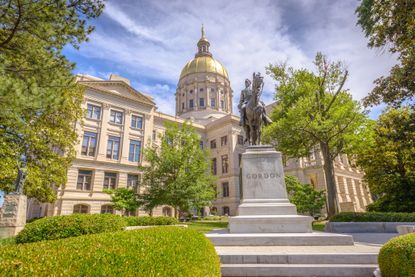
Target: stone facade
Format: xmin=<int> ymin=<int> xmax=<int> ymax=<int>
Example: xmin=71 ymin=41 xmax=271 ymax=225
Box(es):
xmin=27 ymin=29 xmax=370 ymax=219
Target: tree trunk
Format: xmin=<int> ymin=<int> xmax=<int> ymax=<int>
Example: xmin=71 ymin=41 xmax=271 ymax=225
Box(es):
xmin=320 ymin=142 xmax=338 ymax=218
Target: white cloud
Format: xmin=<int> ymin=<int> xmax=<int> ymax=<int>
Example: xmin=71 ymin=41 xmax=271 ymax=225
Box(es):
xmin=73 ymin=0 xmax=396 ymax=118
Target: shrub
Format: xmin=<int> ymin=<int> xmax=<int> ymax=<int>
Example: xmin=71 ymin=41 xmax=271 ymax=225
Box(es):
xmin=123 ymin=216 xmax=179 ymax=226
xmin=15 ymin=214 xmax=126 ymax=244
xmin=0 ymin=227 xmax=221 ymax=276
xmin=329 ymin=212 xmax=415 ymax=222
xmin=201 ymin=216 xmax=228 ymax=221
xmin=378 ymin=233 xmax=415 ymax=277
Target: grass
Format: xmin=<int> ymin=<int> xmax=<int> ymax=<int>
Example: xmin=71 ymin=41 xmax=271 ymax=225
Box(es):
xmin=312 ymin=220 xmax=327 ymax=231
xmin=0 ymin=237 xmax=15 ymax=247
xmin=186 ymin=221 xmax=228 ymax=233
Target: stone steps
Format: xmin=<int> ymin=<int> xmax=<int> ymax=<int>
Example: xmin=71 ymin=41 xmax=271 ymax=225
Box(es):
xmin=220 ymin=252 xmax=378 ymax=265
xmin=207 ymin=231 xmax=354 ymax=246
xmin=216 ymin=244 xmax=380 ymax=277
xmin=221 ymin=263 xmax=378 ymax=277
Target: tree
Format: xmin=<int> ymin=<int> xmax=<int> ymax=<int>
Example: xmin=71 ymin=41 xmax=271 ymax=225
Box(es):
xmin=139 ymin=122 xmax=216 ymax=217
xmin=357 ymin=107 xmax=415 ymax=212
xmin=0 ymin=1 xmax=104 ymax=202
xmin=356 ymin=0 xmax=415 ymax=107
xmin=105 ymin=188 xmax=140 ymax=216
xmin=263 ymin=53 xmax=369 ymax=217
xmin=285 ymin=175 xmax=325 ymax=218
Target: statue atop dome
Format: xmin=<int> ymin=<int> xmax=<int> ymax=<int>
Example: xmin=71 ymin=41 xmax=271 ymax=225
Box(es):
xmin=238 ymin=72 xmax=272 ymax=145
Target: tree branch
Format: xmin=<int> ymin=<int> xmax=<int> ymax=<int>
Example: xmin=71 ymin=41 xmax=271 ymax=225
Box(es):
xmin=0 ymin=0 xmax=22 ymax=49
xmin=324 ymin=70 xmax=348 ymax=114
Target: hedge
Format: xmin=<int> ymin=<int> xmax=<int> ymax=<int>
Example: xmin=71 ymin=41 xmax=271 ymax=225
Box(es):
xmin=123 ymin=216 xmax=179 ymax=226
xmin=378 ymin=233 xmax=415 ymax=277
xmin=0 ymin=227 xmax=221 ymax=276
xmin=329 ymin=212 xmax=415 ymax=222
xmin=15 ymin=214 xmax=127 ymax=244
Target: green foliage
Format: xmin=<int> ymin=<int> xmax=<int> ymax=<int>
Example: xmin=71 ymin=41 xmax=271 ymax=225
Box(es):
xmin=200 ymin=216 xmax=228 ymax=221
xmin=0 ymin=1 xmax=104 ymax=201
xmin=187 ymin=221 xmax=228 ymax=233
xmin=0 ymin=227 xmax=221 ymax=276
xmin=357 ymin=108 xmax=415 ymax=212
xmin=264 ymin=53 xmax=369 ymax=217
xmin=139 ymin=121 xmax=216 ymax=215
xmin=330 ymin=212 xmax=415 ymax=222
xmin=356 ymin=0 xmax=415 ymax=106
xmin=15 ymin=214 xmax=126 ymax=244
xmin=123 ymin=216 xmax=179 ymax=226
xmin=105 ymin=188 xmax=140 ymax=215
xmin=378 ymin=233 xmax=415 ymax=277
xmin=285 ymin=175 xmax=325 ymax=217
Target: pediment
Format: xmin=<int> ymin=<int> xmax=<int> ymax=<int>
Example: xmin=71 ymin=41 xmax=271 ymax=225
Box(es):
xmin=79 ymin=80 xmax=155 ymax=106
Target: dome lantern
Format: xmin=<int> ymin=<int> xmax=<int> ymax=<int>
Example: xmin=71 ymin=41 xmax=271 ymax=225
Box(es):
xmin=196 ymin=24 xmax=212 ymax=58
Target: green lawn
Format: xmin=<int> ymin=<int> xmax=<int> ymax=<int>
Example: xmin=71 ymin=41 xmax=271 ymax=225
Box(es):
xmin=0 ymin=237 xmax=15 ymax=247
xmin=186 ymin=221 xmax=228 ymax=233
xmin=312 ymin=221 xmax=327 ymax=231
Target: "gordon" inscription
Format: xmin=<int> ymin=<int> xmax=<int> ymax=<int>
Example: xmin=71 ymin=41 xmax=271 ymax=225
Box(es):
xmin=246 ymin=172 xmax=280 ymax=179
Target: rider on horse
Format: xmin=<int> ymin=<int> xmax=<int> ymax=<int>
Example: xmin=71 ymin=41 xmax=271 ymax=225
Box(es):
xmin=238 ymin=78 xmax=272 ymax=127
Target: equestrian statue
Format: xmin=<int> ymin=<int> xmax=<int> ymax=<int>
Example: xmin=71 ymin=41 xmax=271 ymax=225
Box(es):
xmin=238 ymin=72 xmax=272 ymax=145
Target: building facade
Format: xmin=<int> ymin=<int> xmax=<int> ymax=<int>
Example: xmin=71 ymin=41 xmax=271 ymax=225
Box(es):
xmin=27 ymin=28 xmax=371 ymax=219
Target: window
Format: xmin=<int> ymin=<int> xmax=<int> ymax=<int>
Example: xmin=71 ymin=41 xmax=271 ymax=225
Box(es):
xmin=237 ymin=135 xmax=244 ymax=145
xmin=110 ymin=110 xmax=123 ymax=124
xmin=221 ymin=100 xmax=225 ymax=109
xmin=182 ymin=102 xmax=184 ymax=109
xmin=131 ymin=115 xmax=143 ymax=129
xmin=129 ymin=140 xmax=142 ymax=162
xmin=125 ymin=210 xmax=137 ymax=216
xmin=86 ymin=104 xmax=101 ymax=120
xmin=199 ymin=98 xmax=205 ymax=107
xmin=211 ymin=88 xmax=215 ymax=92
xmin=101 ymin=205 xmax=113 ymax=214
xmin=210 ymin=98 xmax=216 ymax=107
xmin=73 ymin=204 xmax=89 ymax=214
xmin=211 ymin=207 xmax=217 ymax=215
xmin=103 ymin=172 xmax=117 ymax=189
xmin=106 ymin=136 xmax=120 ymax=159
xmin=210 ymin=139 xmax=217 ymax=149
xmin=81 ymin=132 xmax=97 ymax=156
xmin=77 ymin=170 xmax=92 ymax=190
xmin=222 ymin=182 xmax=229 ymax=197
xmin=221 ymin=155 xmax=229 ymax=174
xmin=162 ymin=207 xmax=172 ymax=217
xmin=189 ymin=99 xmax=194 ymax=109
xmin=199 ymin=88 xmax=204 ymax=92
xmin=222 ymin=206 xmax=230 ymax=216
xmin=152 ymin=130 xmax=157 ymax=141
xmin=199 ymin=140 xmax=204 ymax=149
xmin=127 ymin=174 xmax=140 ymax=193
xmin=221 ymin=136 xmax=227 ymax=146
xmin=211 ymin=158 xmax=217 ymax=175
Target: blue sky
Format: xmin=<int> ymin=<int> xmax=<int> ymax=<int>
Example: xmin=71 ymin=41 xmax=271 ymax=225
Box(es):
xmin=64 ymin=0 xmax=396 ymax=118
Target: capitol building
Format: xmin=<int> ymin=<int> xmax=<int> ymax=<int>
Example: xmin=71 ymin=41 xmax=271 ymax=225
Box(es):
xmin=27 ymin=29 xmax=372 ymax=219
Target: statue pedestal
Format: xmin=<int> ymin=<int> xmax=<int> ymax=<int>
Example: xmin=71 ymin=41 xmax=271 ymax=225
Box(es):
xmin=229 ymin=145 xmax=312 ymax=233
xmin=0 ymin=194 xmax=27 ymax=238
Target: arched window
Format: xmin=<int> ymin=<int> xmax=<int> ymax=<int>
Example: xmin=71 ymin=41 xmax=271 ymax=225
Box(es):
xmin=101 ymin=205 xmax=114 ymax=214
xmin=162 ymin=206 xmax=172 ymax=217
xmin=222 ymin=206 xmax=230 ymax=216
xmin=211 ymin=207 xmax=217 ymax=215
xmin=73 ymin=204 xmax=89 ymax=214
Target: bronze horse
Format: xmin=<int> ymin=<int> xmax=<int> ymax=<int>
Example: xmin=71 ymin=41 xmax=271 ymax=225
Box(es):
xmin=243 ymin=73 xmax=266 ymax=145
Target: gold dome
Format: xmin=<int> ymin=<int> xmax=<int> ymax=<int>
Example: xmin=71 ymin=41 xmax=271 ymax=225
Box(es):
xmin=179 ymin=56 xmax=229 ymax=80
